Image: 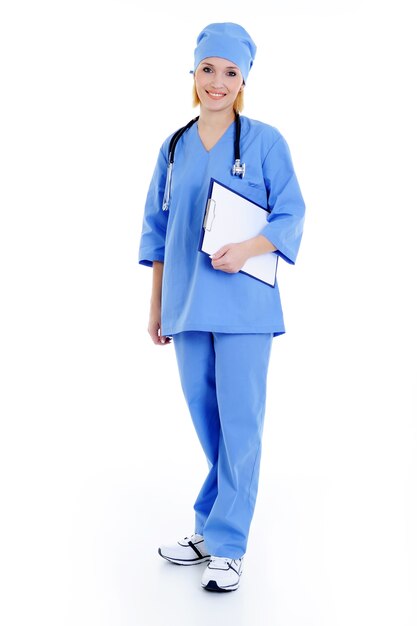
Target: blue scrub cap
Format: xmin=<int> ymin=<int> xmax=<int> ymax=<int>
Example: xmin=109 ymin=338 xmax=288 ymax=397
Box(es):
xmin=193 ymin=22 xmax=257 ymax=84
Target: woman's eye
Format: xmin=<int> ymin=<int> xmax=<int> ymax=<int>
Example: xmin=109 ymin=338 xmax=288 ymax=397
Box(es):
xmin=202 ymin=67 xmax=213 ymax=73
xmin=227 ymin=71 xmax=237 ymax=77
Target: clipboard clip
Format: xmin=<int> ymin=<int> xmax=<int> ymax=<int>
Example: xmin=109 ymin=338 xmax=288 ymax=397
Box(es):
xmin=203 ymin=198 xmax=216 ymax=231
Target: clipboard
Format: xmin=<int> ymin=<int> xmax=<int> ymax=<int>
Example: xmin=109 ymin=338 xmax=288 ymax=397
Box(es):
xmin=199 ymin=178 xmax=278 ymax=287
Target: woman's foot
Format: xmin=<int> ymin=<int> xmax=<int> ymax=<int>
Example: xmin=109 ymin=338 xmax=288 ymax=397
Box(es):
xmin=158 ymin=533 xmax=211 ymax=565
xmin=201 ymin=556 xmax=244 ymax=592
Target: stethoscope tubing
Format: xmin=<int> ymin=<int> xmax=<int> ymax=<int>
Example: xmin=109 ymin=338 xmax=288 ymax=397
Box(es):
xmin=162 ymin=113 xmax=244 ymax=211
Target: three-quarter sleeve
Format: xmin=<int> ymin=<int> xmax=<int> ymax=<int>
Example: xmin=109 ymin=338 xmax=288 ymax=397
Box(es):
xmin=261 ymin=135 xmax=305 ymax=265
xmin=138 ymin=144 xmax=169 ymax=267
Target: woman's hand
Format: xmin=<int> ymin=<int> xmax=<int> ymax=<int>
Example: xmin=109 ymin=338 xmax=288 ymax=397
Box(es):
xmin=211 ymin=242 xmax=250 ymax=273
xmin=211 ymin=236 xmax=277 ymax=274
xmin=148 ymin=304 xmax=171 ymax=345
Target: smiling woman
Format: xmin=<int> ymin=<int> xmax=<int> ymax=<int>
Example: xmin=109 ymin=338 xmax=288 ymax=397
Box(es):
xmin=138 ymin=21 xmax=306 ymax=593
xmin=192 ymin=59 xmax=245 ymax=113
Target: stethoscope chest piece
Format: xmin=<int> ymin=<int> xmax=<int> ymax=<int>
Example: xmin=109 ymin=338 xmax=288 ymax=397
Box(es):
xmin=232 ymin=159 xmax=245 ymax=178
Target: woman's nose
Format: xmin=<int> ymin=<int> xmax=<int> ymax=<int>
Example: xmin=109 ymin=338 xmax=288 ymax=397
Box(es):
xmin=209 ymin=80 xmax=225 ymax=89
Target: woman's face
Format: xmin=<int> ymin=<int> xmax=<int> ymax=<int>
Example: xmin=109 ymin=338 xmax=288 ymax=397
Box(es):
xmin=194 ymin=57 xmax=244 ymax=112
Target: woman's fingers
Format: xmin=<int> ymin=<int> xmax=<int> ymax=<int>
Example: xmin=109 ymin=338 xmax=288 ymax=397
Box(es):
xmin=211 ymin=242 xmax=248 ymax=273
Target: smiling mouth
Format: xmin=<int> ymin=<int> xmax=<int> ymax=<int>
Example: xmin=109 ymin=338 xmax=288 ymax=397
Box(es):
xmin=206 ymin=90 xmax=226 ymax=98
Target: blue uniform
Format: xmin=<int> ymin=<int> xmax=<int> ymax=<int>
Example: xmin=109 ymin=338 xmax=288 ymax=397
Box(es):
xmin=173 ymin=331 xmax=272 ymax=558
xmin=139 ymin=116 xmax=305 ymax=557
xmin=139 ymin=116 xmax=305 ymax=337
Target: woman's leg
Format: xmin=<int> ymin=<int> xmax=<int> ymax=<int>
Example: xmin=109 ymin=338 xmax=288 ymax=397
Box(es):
xmin=173 ymin=331 xmax=220 ymax=535
xmin=202 ymin=332 xmax=273 ymax=559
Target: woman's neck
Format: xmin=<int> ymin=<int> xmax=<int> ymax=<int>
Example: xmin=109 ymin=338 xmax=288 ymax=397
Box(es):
xmin=198 ymin=106 xmax=236 ymax=130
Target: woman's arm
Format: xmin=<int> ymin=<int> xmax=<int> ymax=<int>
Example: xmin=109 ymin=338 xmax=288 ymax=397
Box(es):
xmin=148 ymin=261 xmax=171 ymax=345
xmin=211 ymin=134 xmax=305 ymax=274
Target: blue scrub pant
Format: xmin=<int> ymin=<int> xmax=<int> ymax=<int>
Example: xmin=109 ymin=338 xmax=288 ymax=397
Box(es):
xmin=173 ymin=331 xmax=273 ymax=559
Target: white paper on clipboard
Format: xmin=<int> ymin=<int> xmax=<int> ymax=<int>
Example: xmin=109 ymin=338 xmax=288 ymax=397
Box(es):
xmin=201 ymin=179 xmax=278 ymax=287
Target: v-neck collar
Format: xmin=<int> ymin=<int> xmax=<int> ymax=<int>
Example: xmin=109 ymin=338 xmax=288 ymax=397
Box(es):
xmin=195 ymin=119 xmax=235 ymax=154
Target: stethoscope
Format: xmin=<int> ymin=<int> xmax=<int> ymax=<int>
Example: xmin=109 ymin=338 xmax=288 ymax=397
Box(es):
xmin=162 ymin=112 xmax=245 ymax=211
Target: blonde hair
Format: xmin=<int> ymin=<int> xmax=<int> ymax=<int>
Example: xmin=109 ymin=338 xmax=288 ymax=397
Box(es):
xmin=192 ymin=81 xmax=245 ymax=113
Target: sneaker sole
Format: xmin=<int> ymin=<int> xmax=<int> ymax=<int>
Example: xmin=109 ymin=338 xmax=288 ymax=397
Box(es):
xmin=202 ymin=580 xmax=239 ymax=592
xmin=158 ymin=548 xmax=211 ymax=566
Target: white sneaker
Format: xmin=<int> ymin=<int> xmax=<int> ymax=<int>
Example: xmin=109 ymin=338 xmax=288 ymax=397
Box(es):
xmin=158 ymin=533 xmax=211 ymax=565
xmin=201 ymin=556 xmax=244 ymax=592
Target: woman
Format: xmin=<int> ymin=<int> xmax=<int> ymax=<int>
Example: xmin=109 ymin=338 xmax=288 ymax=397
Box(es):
xmin=138 ymin=22 xmax=305 ymax=592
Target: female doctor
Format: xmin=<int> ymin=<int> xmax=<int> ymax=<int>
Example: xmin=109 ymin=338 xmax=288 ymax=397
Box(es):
xmin=138 ymin=22 xmax=305 ymax=592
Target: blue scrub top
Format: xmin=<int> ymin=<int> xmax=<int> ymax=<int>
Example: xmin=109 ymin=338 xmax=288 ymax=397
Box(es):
xmin=138 ymin=116 xmax=305 ymax=337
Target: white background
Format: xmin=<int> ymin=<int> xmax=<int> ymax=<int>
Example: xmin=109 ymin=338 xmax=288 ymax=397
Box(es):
xmin=0 ymin=1 xmax=416 ymax=625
